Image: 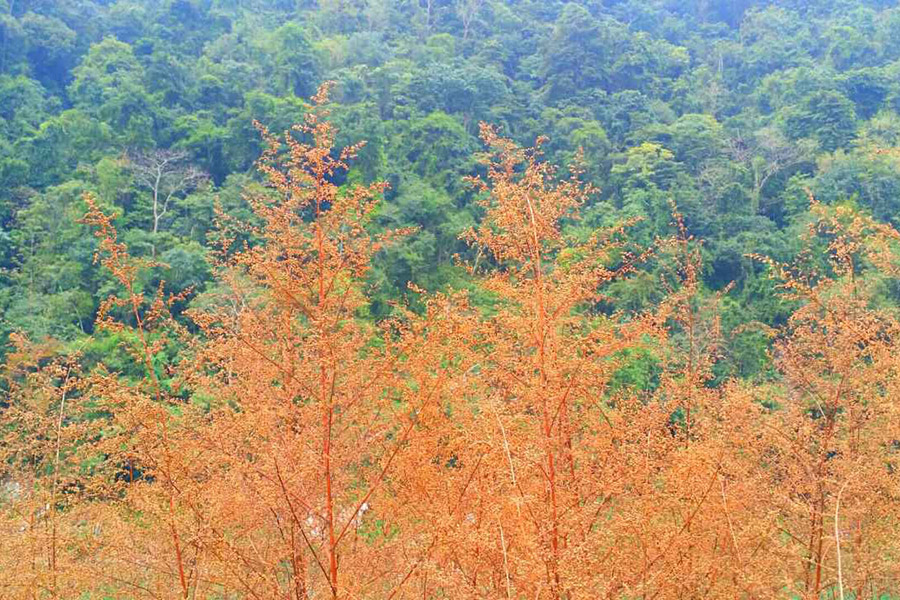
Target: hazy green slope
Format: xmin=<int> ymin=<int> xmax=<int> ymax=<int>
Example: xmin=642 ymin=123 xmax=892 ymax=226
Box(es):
xmin=3 ymin=0 xmax=900 ymax=380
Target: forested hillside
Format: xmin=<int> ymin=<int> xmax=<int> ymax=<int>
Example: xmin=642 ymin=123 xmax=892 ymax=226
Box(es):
xmin=5 ymin=1 xmax=900 ymax=598
xmin=2 ymin=0 xmax=900 ymax=375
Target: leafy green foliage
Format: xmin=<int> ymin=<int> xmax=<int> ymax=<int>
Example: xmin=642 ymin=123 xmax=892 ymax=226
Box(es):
xmin=3 ymin=0 xmax=900 ymax=380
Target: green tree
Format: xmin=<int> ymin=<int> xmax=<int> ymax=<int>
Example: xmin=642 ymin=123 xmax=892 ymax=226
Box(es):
xmin=784 ymin=90 xmax=858 ymax=152
xmin=404 ymin=61 xmax=508 ymax=127
xmin=824 ymin=24 xmax=877 ymax=71
xmin=734 ymin=6 xmax=813 ymax=82
xmin=0 ymin=11 xmax=25 ymax=74
xmin=0 ymin=74 xmax=49 ymax=140
xmin=68 ymin=37 xmax=154 ymax=143
xmin=397 ymin=111 xmax=475 ymax=195
xmin=21 ymin=109 xmax=114 ymax=187
xmin=841 ymin=68 xmax=890 ymax=119
xmin=644 ymin=113 xmax=724 ymax=174
xmin=20 ymin=12 xmax=77 ymax=92
xmin=610 ymin=142 xmax=689 ymax=240
xmin=268 ymin=21 xmax=320 ymax=97
xmin=372 ymin=175 xmax=471 ymax=313
xmin=540 ymin=4 xmax=624 ymax=101
xmin=5 ymin=181 xmax=98 ymax=340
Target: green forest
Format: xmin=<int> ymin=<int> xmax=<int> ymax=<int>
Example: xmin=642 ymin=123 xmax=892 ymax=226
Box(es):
xmin=3 ymin=0 xmax=900 ymax=376
xmin=7 ymin=0 xmax=900 ymax=597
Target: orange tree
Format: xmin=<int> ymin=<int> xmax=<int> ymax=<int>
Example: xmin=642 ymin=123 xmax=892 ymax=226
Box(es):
xmin=162 ymin=84 xmax=467 ymax=598
xmin=429 ymin=125 xmax=664 ymax=598
xmin=748 ymin=202 xmax=900 ymax=599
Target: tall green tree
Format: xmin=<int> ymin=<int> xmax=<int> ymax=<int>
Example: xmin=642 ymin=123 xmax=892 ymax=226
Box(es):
xmin=69 ymin=37 xmax=154 ymax=144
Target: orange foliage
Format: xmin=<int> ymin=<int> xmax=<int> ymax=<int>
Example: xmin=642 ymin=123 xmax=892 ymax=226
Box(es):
xmin=747 ymin=203 xmax=900 ymax=598
xmin=4 ymin=87 xmax=900 ymax=599
xmin=434 ymin=124 xmax=660 ymax=598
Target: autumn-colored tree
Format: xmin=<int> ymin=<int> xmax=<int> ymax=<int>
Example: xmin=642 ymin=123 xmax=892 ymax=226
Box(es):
xmin=606 ymin=223 xmax=781 ymax=599
xmin=421 ymin=125 xmax=662 ymax=598
xmin=0 ymin=336 xmax=91 ymax=598
xmin=0 ymin=215 xmax=194 ymax=598
xmin=0 ymin=85 xmax=467 ymax=599
xmin=749 ymin=201 xmax=900 ymax=598
xmin=103 ymin=84 xmax=467 ymax=598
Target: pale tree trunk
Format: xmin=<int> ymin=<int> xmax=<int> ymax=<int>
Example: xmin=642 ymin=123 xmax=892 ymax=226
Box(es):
xmin=128 ymin=149 xmax=208 ymax=258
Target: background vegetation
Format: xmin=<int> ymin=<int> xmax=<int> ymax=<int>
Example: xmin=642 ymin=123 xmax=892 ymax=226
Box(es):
xmin=4 ymin=0 xmax=900 ymax=378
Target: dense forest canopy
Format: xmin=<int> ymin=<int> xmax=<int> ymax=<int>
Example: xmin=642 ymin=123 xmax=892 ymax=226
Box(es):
xmin=4 ymin=0 xmax=900 ymax=598
xmin=3 ymin=0 xmax=900 ymax=374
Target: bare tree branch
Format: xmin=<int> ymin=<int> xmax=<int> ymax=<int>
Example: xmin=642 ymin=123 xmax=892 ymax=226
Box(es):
xmin=127 ymin=149 xmax=209 ymax=254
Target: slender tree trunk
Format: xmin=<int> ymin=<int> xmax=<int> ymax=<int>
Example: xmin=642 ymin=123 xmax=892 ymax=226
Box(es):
xmin=151 ymin=168 xmax=162 ymax=257
xmin=152 ymin=167 xmax=162 ymax=235
xmin=49 ymin=367 xmax=72 ymax=600
xmin=293 ymin=538 xmax=308 ymax=600
xmin=316 ymin=177 xmax=339 ymax=598
xmin=524 ymin=191 xmax=561 ymax=599
xmin=323 ymin=378 xmax=338 ymax=597
xmin=834 ymin=481 xmax=848 ymax=600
